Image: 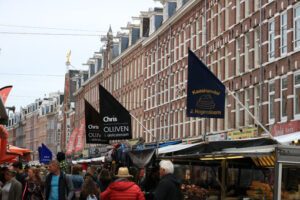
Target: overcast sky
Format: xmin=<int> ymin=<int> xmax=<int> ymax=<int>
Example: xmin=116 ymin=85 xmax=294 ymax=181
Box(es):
xmin=0 ymin=0 xmax=161 ymax=112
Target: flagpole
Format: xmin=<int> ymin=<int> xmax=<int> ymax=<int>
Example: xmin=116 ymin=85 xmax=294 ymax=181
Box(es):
xmin=226 ymin=87 xmax=273 ymax=139
xmin=203 ymin=0 xmax=207 ymax=142
xmin=129 ymin=113 xmax=156 ymax=140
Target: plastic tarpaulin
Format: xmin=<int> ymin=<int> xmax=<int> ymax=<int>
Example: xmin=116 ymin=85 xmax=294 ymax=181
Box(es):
xmin=169 ymin=137 xmax=278 ymax=156
xmin=128 ymin=149 xmax=155 ymax=168
xmin=158 ymin=143 xmax=199 ymax=154
xmin=274 ymin=132 xmax=300 ymax=144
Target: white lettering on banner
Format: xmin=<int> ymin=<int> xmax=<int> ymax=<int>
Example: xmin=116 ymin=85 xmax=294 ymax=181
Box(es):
xmin=103 ymin=116 xmax=118 ymax=122
xmin=107 ymin=133 xmax=130 ymax=137
xmin=103 ymin=126 xmax=129 ymax=133
xmin=88 ymin=132 xmax=103 ymax=138
xmin=88 ymin=124 xmax=99 ymax=129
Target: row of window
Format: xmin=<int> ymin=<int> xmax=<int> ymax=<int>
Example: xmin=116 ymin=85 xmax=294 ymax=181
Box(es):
xmin=269 ymin=5 xmax=300 ymax=60
xmin=269 ymin=72 xmax=300 ymax=123
xmin=143 ymin=71 xmax=300 ymax=142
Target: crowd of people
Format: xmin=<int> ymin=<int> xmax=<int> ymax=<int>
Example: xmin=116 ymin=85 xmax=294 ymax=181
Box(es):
xmin=0 ymin=153 xmax=182 ymax=200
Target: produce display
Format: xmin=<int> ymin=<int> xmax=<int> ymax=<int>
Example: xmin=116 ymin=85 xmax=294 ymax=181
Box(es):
xmin=181 ymin=184 xmax=208 ymax=200
xmin=246 ymin=181 xmax=273 ymax=200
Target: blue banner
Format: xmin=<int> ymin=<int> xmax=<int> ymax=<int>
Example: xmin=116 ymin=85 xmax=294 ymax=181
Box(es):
xmin=40 ymin=143 xmax=52 ymax=164
xmin=186 ymin=49 xmax=225 ymax=118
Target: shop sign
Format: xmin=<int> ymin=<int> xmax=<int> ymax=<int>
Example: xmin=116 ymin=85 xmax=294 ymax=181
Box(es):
xmin=56 ymin=123 xmax=61 ymax=152
xmin=89 ymin=146 xmax=107 ymax=156
xmin=66 ymin=118 xmax=71 ymax=145
xmin=270 ymin=120 xmax=300 ymax=137
xmin=206 ymin=133 xmax=226 ymax=142
xmin=227 ymin=128 xmax=258 ymax=140
xmin=82 ymin=149 xmax=89 ymax=158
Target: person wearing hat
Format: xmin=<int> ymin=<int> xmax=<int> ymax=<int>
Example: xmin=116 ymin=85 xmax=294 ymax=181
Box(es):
xmin=100 ymin=167 xmax=145 ymax=200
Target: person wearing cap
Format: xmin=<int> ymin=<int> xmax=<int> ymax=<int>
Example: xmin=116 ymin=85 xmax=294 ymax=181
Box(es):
xmin=12 ymin=161 xmax=27 ymax=191
xmin=153 ymin=160 xmax=182 ymax=200
xmin=100 ymin=167 xmax=145 ymax=200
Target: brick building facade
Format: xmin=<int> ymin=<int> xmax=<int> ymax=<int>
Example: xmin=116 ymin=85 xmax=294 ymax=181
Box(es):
xmin=73 ymin=0 xmax=300 ymax=150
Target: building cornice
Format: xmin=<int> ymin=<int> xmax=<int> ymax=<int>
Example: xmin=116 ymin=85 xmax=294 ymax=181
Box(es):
xmin=111 ymin=38 xmax=144 ymax=65
xmin=143 ymin=0 xmax=200 ymax=46
xmin=73 ymin=69 xmax=104 ymax=97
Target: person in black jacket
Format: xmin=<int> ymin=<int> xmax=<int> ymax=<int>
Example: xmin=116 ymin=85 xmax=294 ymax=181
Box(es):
xmin=153 ymin=160 xmax=182 ymax=200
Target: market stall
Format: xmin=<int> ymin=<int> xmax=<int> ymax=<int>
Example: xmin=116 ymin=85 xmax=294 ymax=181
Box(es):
xmin=158 ymin=137 xmax=300 ymax=200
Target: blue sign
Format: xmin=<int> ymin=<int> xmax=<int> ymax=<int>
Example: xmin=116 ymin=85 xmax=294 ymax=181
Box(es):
xmin=40 ymin=143 xmax=52 ymax=164
xmin=186 ymin=49 xmax=225 ymax=118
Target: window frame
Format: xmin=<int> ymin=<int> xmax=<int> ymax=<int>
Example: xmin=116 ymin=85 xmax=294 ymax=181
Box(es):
xmin=269 ymin=19 xmax=275 ymax=60
xmin=281 ymin=12 xmax=287 ymax=55
xmin=269 ymin=80 xmax=275 ymax=124
xmin=281 ymin=76 xmax=288 ymax=122
xmin=294 ymin=3 xmax=300 ymax=49
xmin=294 ymin=71 xmax=300 ymax=119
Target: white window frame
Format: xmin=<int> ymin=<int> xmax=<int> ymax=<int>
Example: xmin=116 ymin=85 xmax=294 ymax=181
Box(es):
xmin=245 ymin=33 xmax=250 ymax=72
xmin=235 ymin=92 xmax=240 ymax=128
xmin=236 ymin=38 xmax=240 ymax=75
xmin=225 ymin=45 xmax=229 ymax=80
xmin=245 ymin=89 xmax=250 ymax=126
xmin=211 ymin=8 xmax=214 ymax=39
xmin=294 ymin=4 xmax=300 ymax=49
xmin=294 ymin=71 xmax=300 ymax=119
xmin=269 ymin=20 xmax=275 ymax=60
xmin=254 ymin=28 xmax=260 ymax=68
xmin=281 ymin=76 xmax=288 ymax=122
xmin=225 ymin=0 xmax=229 ymax=30
xmin=218 ymin=1 xmax=221 ymax=35
xmin=236 ymin=0 xmax=240 ymax=23
xmin=281 ymin=12 xmax=287 ymax=55
xmin=269 ymin=81 xmax=275 ymax=124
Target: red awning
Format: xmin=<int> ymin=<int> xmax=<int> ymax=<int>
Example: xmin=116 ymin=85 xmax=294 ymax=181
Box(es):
xmin=7 ymin=145 xmax=32 ymax=161
xmin=0 ymin=154 xmax=18 ymax=165
xmin=0 ymin=126 xmax=32 ymax=163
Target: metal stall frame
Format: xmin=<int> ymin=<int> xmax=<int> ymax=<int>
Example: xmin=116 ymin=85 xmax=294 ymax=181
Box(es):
xmin=274 ymin=145 xmax=300 ymax=200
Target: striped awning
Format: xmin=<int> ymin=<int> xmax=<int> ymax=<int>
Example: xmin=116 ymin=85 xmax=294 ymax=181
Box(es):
xmin=252 ymin=155 xmax=276 ymax=167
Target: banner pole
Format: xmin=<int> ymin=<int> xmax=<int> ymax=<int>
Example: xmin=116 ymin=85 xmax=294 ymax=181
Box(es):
xmin=226 ymin=87 xmax=273 ymax=139
xmin=129 ymin=113 xmax=156 ymax=140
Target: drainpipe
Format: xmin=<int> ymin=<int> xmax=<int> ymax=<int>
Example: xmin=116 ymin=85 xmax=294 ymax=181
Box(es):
xmin=155 ymin=37 xmax=159 ymax=153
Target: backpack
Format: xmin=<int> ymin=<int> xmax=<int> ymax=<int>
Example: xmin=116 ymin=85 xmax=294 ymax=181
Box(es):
xmin=87 ymin=194 xmax=98 ymax=200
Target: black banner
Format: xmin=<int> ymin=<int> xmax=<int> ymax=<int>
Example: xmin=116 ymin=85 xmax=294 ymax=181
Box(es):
xmin=99 ymin=84 xmax=132 ymax=140
xmin=85 ymin=100 xmax=108 ymax=144
xmin=186 ymin=49 xmax=225 ymax=118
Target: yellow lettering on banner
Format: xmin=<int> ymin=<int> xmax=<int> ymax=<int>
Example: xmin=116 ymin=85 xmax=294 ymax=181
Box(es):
xmin=192 ymin=89 xmax=220 ymax=96
xmin=194 ymin=109 xmax=222 ymax=115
